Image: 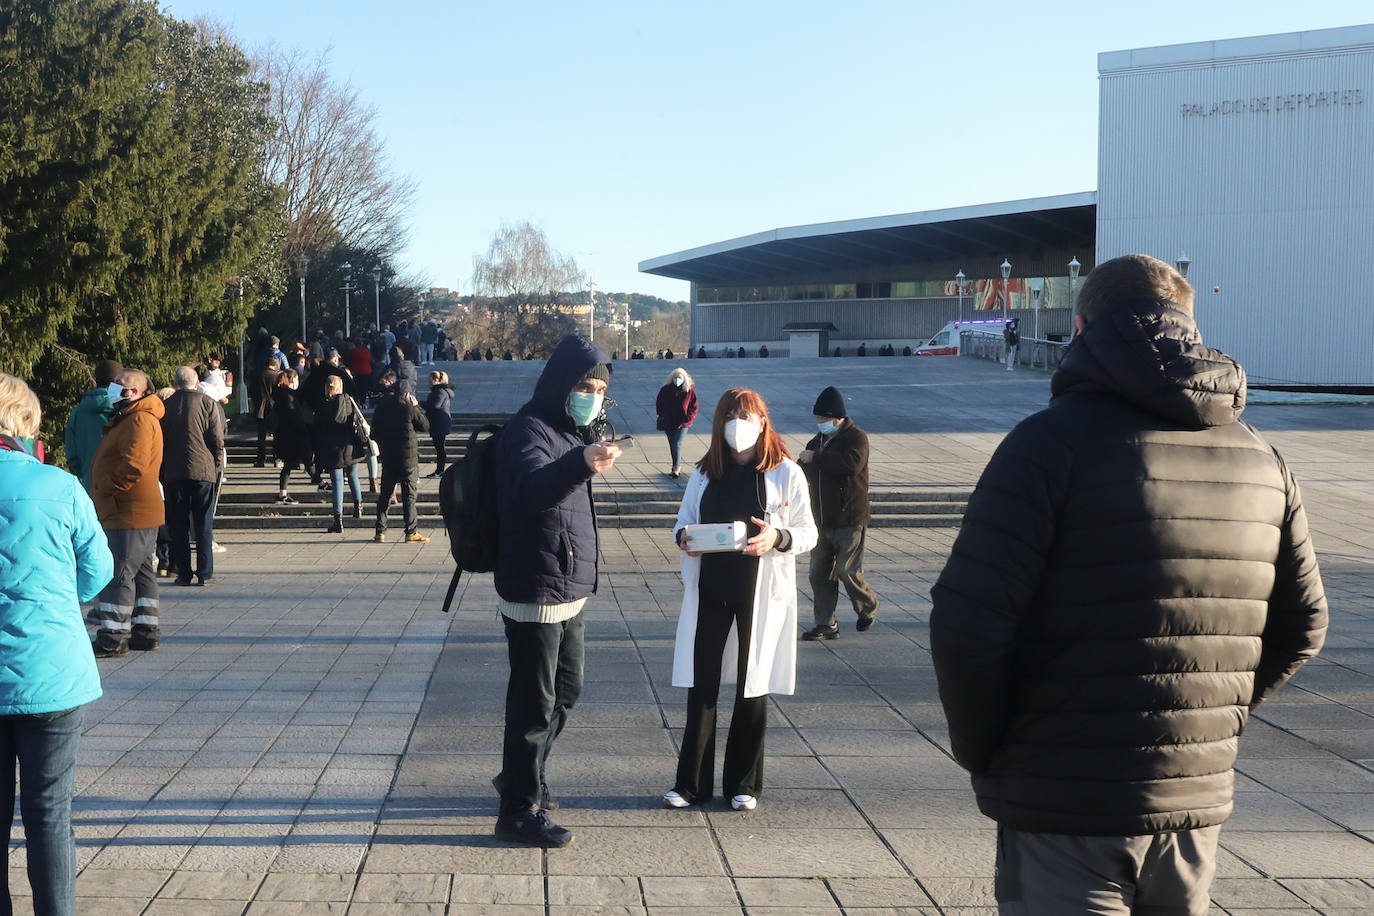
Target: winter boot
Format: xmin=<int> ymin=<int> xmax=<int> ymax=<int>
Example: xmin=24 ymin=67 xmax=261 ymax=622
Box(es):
xmin=326 ymin=514 xmax=344 ymax=534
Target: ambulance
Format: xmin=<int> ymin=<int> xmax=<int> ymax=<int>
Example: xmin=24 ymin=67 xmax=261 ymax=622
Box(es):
xmin=914 ymin=318 xmax=1013 ymax=356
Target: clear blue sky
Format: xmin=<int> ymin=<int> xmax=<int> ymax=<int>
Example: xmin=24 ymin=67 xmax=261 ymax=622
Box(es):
xmin=163 ymin=1 xmax=1372 ymax=300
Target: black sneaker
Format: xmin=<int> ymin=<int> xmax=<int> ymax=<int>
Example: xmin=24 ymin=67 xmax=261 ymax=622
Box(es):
xmin=172 ymin=578 xmax=194 ymax=587
xmin=801 ymin=624 xmax=840 ymax=641
xmin=494 ymin=807 xmax=573 ymax=848
xmin=856 ymin=614 xmax=877 ymax=632
xmin=92 ymin=640 xmax=129 ymax=659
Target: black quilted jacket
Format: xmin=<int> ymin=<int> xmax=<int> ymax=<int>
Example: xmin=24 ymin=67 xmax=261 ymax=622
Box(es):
xmin=930 ymin=299 xmax=1328 ymax=836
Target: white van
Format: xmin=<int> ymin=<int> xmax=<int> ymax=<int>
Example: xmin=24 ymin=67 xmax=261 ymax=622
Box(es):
xmin=915 ymin=318 xmax=1013 ymax=356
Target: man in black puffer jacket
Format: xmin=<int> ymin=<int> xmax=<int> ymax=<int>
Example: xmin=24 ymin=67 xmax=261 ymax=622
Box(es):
xmin=369 ymin=370 xmax=428 ymax=542
xmin=491 ymin=335 xmax=622 ymax=850
xmin=931 ymin=254 xmax=1327 ymax=915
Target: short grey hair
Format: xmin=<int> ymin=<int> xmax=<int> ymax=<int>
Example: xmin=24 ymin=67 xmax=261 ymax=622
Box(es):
xmin=0 ymin=374 xmax=41 ymax=439
xmin=174 ymin=367 xmax=199 ymax=390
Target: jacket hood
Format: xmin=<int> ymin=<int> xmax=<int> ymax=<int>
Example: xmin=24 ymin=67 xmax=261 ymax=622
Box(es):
xmin=108 ymin=392 xmax=166 ymax=427
xmin=528 ymin=335 xmax=610 ymax=431
xmin=1051 ymin=299 xmax=1245 ymax=429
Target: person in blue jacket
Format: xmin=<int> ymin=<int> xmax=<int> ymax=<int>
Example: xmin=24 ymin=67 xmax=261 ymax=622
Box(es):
xmin=0 ymin=374 xmax=112 ymax=916
xmin=490 ymin=335 xmax=622 ymax=849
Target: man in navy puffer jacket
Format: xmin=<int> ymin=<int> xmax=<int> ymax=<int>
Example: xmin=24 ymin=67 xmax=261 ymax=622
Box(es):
xmin=491 ymin=335 xmax=621 ymax=848
xmin=931 ymin=254 xmax=1327 ymax=915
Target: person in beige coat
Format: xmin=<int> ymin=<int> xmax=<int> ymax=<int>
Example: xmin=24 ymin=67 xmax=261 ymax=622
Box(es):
xmin=89 ymin=368 xmax=165 ymax=657
xmin=664 ymin=388 xmax=817 ymax=812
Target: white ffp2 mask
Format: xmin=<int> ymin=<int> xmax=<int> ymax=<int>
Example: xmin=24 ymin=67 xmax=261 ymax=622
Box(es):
xmin=723 ymin=418 xmax=761 ymax=452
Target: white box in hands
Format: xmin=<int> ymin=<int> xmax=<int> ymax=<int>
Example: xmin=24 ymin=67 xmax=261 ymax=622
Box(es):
xmin=681 ymin=522 xmax=748 ymax=553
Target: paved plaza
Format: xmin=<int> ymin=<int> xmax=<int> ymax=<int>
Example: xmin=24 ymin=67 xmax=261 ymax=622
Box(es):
xmin=31 ymin=355 xmax=1374 ymax=913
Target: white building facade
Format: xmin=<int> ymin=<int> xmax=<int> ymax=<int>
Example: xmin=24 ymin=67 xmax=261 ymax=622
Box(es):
xmin=1097 ymin=25 xmax=1374 ymax=385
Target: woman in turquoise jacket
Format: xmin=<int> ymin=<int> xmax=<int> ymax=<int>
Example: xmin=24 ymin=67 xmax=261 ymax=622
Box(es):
xmin=0 ymin=374 xmax=111 ymax=916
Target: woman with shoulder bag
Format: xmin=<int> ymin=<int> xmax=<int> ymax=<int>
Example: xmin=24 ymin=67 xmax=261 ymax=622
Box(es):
xmin=313 ymin=374 xmax=366 ymax=532
xmin=655 ymin=367 xmax=699 ymax=478
xmin=663 ymin=388 xmax=816 ymax=813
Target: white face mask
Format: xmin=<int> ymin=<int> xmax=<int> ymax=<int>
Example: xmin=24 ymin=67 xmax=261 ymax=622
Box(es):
xmin=723 ymin=418 xmax=761 ymax=452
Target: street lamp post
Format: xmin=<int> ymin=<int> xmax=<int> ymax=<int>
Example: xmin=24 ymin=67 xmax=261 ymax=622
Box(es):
xmin=418 ymin=293 xmax=426 ymax=323
xmin=1031 ymin=284 xmax=1042 ymax=345
xmin=1000 ymin=259 xmax=1012 ymax=324
xmin=294 ymin=252 xmax=309 ymax=345
xmin=237 ymin=279 xmax=249 ymax=415
xmin=955 ymin=270 xmax=966 ymax=322
xmin=587 ymin=278 xmax=596 ymax=341
xmin=371 ymin=266 xmax=382 ymax=332
xmin=341 ymin=261 xmax=353 ymax=338
xmin=623 ymin=302 xmax=629 ymax=359
xmin=1175 ymin=252 xmax=1191 ymax=280
xmin=1068 ymin=257 xmax=1081 ymax=338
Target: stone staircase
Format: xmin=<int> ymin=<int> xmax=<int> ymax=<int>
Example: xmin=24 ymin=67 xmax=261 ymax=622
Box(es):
xmin=217 ymin=412 xmax=969 ymax=531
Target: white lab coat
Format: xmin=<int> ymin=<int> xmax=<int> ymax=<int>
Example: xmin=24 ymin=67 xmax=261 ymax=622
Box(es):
xmin=671 ymin=458 xmax=818 ymax=698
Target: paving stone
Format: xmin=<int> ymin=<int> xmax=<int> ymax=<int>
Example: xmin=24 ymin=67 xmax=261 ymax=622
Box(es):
xmin=1278 ymin=877 xmax=1374 ymax=909
xmin=827 ymin=877 xmax=937 ymax=908
xmin=254 ymin=874 xmax=356 ymax=902
xmin=74 ymin=868 xmax=171 ymax=897
xmin=244 ymin=904 xmax=350 ymax=915
xmin=448 ymin=874 xmax=543 ymax=905
xmin=353 ymin=873 xmax=450 ymax=903
xmin=545 ymin=827 xmax=725 ymax=877
xmin=717 ymin=828 xmax=906 ymax=878
xmin=160 ymin=869 xmax=264 ymax=899
xmin=734 ymin=877 xmax=834 ymax=907
xmin=640 ymin=876 xmax=738 ymax=907
xmin=364 ymin=826 xmax=541 ymax=875
xmin=547 ymin=875 xmax=642 ymax=905
xmin=1208 ymin=877 xmax=1307 ymax=909
xmin=1221 ymin=831 xmax=1374 ymax=878
xmin=881 ymin=829 xmax=995 ymax=878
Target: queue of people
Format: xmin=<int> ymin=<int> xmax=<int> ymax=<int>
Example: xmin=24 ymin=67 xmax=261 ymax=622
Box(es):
xmin=1 ymin=249 xmax=1334 ymax=916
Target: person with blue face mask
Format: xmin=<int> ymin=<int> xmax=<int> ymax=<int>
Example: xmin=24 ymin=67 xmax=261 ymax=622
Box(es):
xmin=491 ymin=335 xmax=621 ymax=850
xmin=797 ymin=385 xmax=879 ymax=640
xmin=63 ymin=359 xmax=123 ymax=493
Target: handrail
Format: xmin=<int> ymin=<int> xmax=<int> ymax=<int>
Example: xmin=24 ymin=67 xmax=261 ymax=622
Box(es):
xmin=960 ymin=330 xmax=1069 ymax=371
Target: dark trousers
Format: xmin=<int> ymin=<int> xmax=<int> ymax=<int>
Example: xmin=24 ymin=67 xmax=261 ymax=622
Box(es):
xmin=0 ymin=706 xmax=84 ymax=916
xmin=809 ymin=525 xmax=879 ymax=627
xmin=496 ymin=613 xmax=584 ymax=813
xmin=664 ymin=426 xmax=687 ymax=469
xmin=430 ymin=433 xmax=449 ymax=474
xmin=376 ymin=463 xmax=419 ymax=534
xmin=995 ymin=824 xmax=1220 ymax=915
xmin=674 ymin=593 xmax=768 ymax=802
xmin=255 ymin=417 xmax=270 ymax=464
xmin=165 ymin=478 xmax=215 ymax=581
xmin=96 ymin=527 xmax=159 ymax=650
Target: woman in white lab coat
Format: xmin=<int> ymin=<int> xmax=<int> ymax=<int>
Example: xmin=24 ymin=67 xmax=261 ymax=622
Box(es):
xmin=664 ymin=387 xmax=817 ymax=812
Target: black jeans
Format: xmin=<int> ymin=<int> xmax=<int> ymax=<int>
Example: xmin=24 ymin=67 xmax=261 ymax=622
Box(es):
xmin=165 ymin=478 xmax=216 ymax=581
xmin=496 ymin=613 xmax=584 ymax=813
xmin=375 ymin=463 xmax=419 ymax=534
xmin=664 ymin=426 xmax=687 ymax=469
xmin=430 ymin=433 xmax=448 ymax=474
xmin=674 ymin=593 xmax=768 ymax=802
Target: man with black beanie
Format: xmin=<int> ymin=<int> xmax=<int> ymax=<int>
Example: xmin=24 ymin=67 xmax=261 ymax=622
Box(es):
xmin=799 ymin=385 xmax=878 ymax=640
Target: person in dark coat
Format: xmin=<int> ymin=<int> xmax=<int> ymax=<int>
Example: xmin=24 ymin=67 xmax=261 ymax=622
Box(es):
xmin=798 ymin=386 xmax=877 ymax=639
xmin=423 ymin=370 xmax=454 ymax=478
xmin=929 ymin=254 xmax=1328 ymax=914
xmin=250 ymin=361 xmax=278 ymax=467
xmin=491 ymin=335 xmax=621 ymax=849
xmin=654 ymin=367 xmax=698 ymax=478
xmin=1002 ymin=318 xmax=1019 ymax=370
xmin=369 ymin=370 xmax=429 ymax=542
xmin=301 ymin=349 xmax=356 ymax=412
xmin=271 ymin=370 xmax=312 ymax=505
xmin=389 ymin=346 xmax=418 ymax=398
xmin=313 ymin=375 xmax=366 ymax=532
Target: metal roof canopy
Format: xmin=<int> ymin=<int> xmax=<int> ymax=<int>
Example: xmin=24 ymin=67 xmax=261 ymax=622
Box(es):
xmin=639 ymin=192 xmax=1097 ymax=284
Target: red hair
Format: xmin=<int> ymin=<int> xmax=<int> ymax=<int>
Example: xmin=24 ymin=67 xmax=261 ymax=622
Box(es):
xmin=697 ymin=388 xmax=791 ymax=480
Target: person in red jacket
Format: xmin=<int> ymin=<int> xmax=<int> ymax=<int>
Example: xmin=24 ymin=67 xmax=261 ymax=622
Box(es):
xmin=654 ymin=367 xmax=698 ymax=478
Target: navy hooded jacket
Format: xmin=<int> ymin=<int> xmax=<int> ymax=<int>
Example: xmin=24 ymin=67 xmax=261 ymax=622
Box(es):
xmin=494 ymin=335 xmax=610 ymax=605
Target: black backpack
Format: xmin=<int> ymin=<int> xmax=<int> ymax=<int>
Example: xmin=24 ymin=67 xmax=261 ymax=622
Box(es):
xmin=438 ymin=424 xmax=503 ymax=613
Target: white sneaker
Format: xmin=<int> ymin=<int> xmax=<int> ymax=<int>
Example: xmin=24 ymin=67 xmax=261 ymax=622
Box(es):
xmin=730 ymin=794 xmax=757 ymax=811
xmin=212 ymin=542 xmax=227 ymax=554
xmin=663 ymin=790 xmax=690 ymax=809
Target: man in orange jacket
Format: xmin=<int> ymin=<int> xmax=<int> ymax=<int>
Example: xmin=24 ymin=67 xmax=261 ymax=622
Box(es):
xmin=90 ymin=369 xmax=165 ymax=658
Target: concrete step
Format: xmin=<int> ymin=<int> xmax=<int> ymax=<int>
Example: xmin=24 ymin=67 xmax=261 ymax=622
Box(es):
xmin=212 ymin=511 xmax=964 ymax=531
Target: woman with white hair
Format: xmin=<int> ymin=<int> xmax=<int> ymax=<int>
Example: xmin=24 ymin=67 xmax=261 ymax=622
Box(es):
xmin=655 ymin=367 xmax=699 ymax=479
xmin=0 ymin=373 xmax=112 ymax=915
